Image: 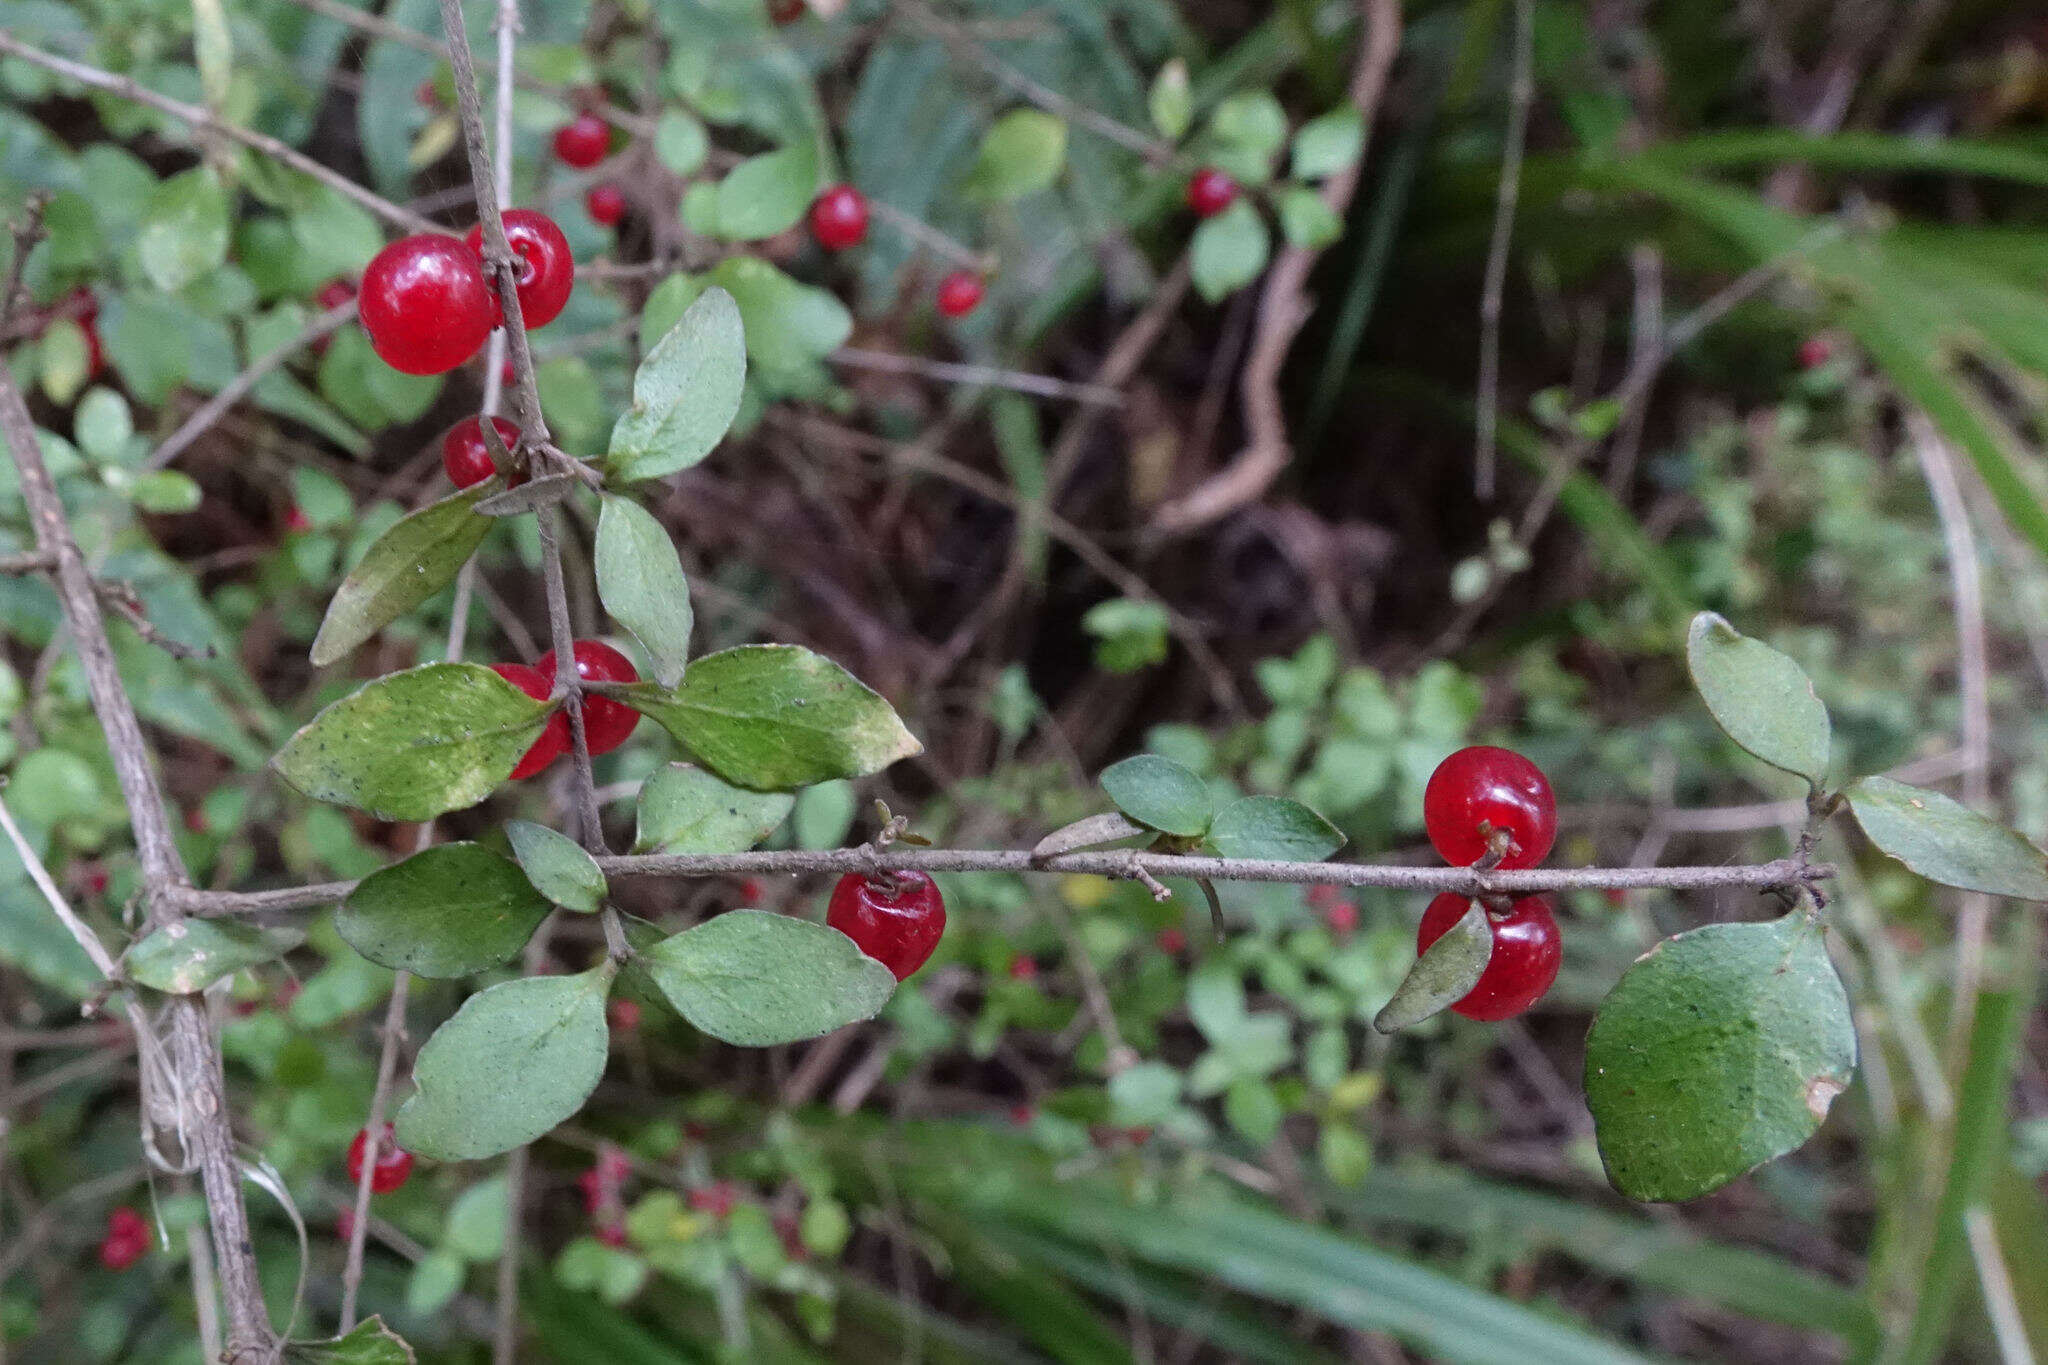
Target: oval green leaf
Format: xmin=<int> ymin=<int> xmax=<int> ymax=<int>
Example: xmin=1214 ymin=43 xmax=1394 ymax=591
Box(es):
xmin=310 ymin=485 xmax=493 ymax=667
xmin=1847 ymin=775 xmax=2048 ymax=900
xmin=606 ymin=286 xmax=747 ymax=484
xmin=338 ymin=843 xmax=552 ymax=976
xmin=127 ymin=920 xmax=304 ymax=995
xmin=714 ymin=142 xmax=820 ymax=241
xmin=640 ymin=909 xmax=896 ymax=1046
xmin=1100 ymin=754 xmax=1213 ymax=837
xmin=963 ymin=109 xmax=1067 ymax=203
xmin=633 ymin=763 xmax=793 ymax=855
xmin=594 ymin=495 xmax=693 ymax=686
xmin=1585 ymin=913 xmax=1856 ymax=1202
xmin=1684 ymin=613 xmax=1830 ymax=786
xmin=1207 ymin=795 xmax=1344 ymax=862
xmin=138 ymin=167 xmax=230 ymax=294
xmin=1372 ymin=901 xmax=1490 ymax=1033
xmin=505 ymin=820 xmax=607 ymax=913
xmin=1190 ymin=199 xmax=1271 ymax=302
xmin=394 ymin=965 xmax=613 ymax=1161
xmin=279 ymin=1316 xmax=415 ymax=1365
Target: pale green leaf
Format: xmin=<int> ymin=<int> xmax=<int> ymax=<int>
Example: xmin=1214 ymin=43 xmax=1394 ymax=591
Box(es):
xmin=641 ymin=910 xmax=895 ymax=1046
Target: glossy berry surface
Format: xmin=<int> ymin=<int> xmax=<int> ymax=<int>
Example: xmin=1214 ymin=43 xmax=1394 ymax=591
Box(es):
xmin=347 ymin=1123 xmax=415 ymax=1194
xmin=464 ymin=209 xmax=574 ymax=330
xmin=552 ymin=114 xmax=611 ymax=169
xmin=442 ymin=415 xmax=524 ymax=489
xmin=1416 ymin=893 xmax=1561 ymax=1021
xmin=99 ymin=1206 xmax=148 ymax=1270
xmin=490 ymin=662 xmax=566 ymax=780
xmin=1185 ymin=167 xmax=1239 ymax=218
xmin=1422 ymin=745 xmax=1557 ymax=869
xmin=825 ymin=870 xmax=946 ymax=980
xmin=809 ymin=184 xmax=869 ymax=251
xmin=359 ymin=234 xmax=495 ymax=375
xmin=936 ymin=270 xmax=985 ymax=318
xmin=535 ymin=641 xmax=640 ymax=755
xmin=586 ymin=184 xmax=627 ymax=227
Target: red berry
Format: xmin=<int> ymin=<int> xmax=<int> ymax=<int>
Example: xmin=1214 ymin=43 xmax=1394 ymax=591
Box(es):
xmin=490 ymin=662 xmax=567 ymax=780
xmin=416 ymin=78 xmax=440 ymax=109
xmin=1007 ymin=955 xmax=1037 ymax=983
xmin=99 ymin=1207 xmax=148 ymax=1270
xmin=346 ymin=1123 xmax=415 ymax=1195
xmin=553 ymin=114 xmax=611 ymax=169
xmin=54 ymin=288 xmax=105 ymax=378
xmin=185 ymin=806 xmax=208 ymax=834
xmin=1416 ymin=893 xmax=1561 ymax=1021
xmin=826 ymin=871 xmax=946 ymax=980
xmin=586 ymin=184 xmax=627 ymax=227
xmin=1798 ymin=336 xmax=1832 ymax=370
xmin=1422 ymin=746 xmax=1557 ymax=870
xmin=596 ymin=1145 xmax=631 ymax=1185
xmin=687 ymin=1181 xmax=738 ymax=1220
xmin=535 ymin=641 xmax=640 ymax=755
xmin=774 ymin=1211 xmax=807 ymax=1259
xmin=608 ymin=998 xmax=641 ymax=1031
xmin=85 ymin=868 xmax=110 ymax=897
xmin=936 ymin=271 xmax=985 ymax=318
xmin=1324 ymin=901 xmax=1359 ymax=935
xmin=1009 ymin=1102 xmax=1035 ymax=1126
xmin=769 ymin=0 xmax=805 ymax=23
xmin=809 ymin=184 xmax=869 ymax=251
xmin=464 ymin=209 xmax=574 ymax=330
xmin=316 ymin=279 xmax=357 ymax=311
xmin=441 ymin=415 xmax=524 ymax=489
xmin=1185 ymin=167 xmax=1239 ymax=218
xmin=739 ymin=878 xmax=766 ymax=903
xmin=359 ymin=234 xmax=496 ymax=375
xmin=1305 ymin=883 xmax=1342 ymax=908
xmin=1603 ymin=887 xmax=1627 ymax=908
xmin=595 ymin=1222 xmax=628 ymax=1248
xmin=1156 ymin=926 xmax=1186 ymax=955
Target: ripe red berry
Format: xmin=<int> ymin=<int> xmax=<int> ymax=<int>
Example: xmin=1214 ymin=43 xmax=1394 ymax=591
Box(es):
xmin=99 ymin=1207 xmax=148 ymax=1270
xmin=52 ymin=288 xmax=106 ymax=378
xmin=490 ymin=662 xmax=567 ymax=779
xmin=1185 ymin=167 xmax=1239 ymax=218
xmin=1007 ymin=955 xmax=1037 ymax=983
xmin=535 ymin=640 xmax=641 ymax=755
xmin=607 ymin=998 xmax=641 ymax=1031
xmin=552 ymin=114 xmax=611 ymax=169
xmin=586 ymin=184 xmax=627 ymax=227
xmin=1422 ymin=746 xmax=1557 ymax=870
xmin=595 ymin=1222 xmax=628 ymax=1248
xmin=1009 ymin=1102 xmax=1035 ymax=1126
xmin=936 ymin=270 xmax=985 ymax=318
xmin=1797 ymin=336 xmax=1833 ymax=370
xmin=415 ymin=78 xmax=440 ymax=109
xmin=346 ymin=1123 xmax=415 ymax=1195
xmin=1416 ymin=893 xmax=1561 ymax=1021
xmin=738 ymin=878 xmax=766 ymax=903
xmin=284 ymin=505 xmax=312 ymax=533
xmin=441 ymin=415 xmax=524 ymax=489
xmin=826 ymin=870 xmax=946 ymax=980
xmin=1156 ymin=926 xmax=1187 ymax=955
xmin=687 ymin=1181 xmax=738 ymax=1219
xmin=464 ymin=209 xmax=574 ymax=330
xmin=1324 ymin=901 xmax=1359 ymax=935
xmin=315 ymin=279 xmax=357 ymax=311
xmin=769 ymin=0 xmax=805 ymax=23
xmin=808 ymin=184 xmax=869 ymax=251
xmin=359 ymin=234 xmax=495 ymax=374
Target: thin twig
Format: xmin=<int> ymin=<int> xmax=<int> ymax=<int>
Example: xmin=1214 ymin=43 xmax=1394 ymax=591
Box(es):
xmin=830 ymin=347 xmax=1123 ymax=406
xmin=0 ymin=195 xmax=50 ymax=334
xmin=1473 ymin=0 xmax=1534 ymax=501
xmin=0 ymin=791 xmax=119 ymax=980
xmin=862 ymin=197 xmax=984 ymax=270
xmin=148 ymin=300 xmax=359 ymax=471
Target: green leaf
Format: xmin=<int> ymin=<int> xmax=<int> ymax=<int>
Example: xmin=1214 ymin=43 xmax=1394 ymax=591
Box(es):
xmin=1190 ymin=200 xmax=1271 ymax=302
xmin=127 ymin=920 xmax=304 ymax=995
xmin=1292 ymin=108 xmax=1365 ymax=180
xmin=633 ymin=763 xmax=793 ymax=854
xmin=619 ymin=645 xmax=920 ymax=791
xmin=138 ymin=168 xmax=230 ymax=293
xmin=127 ymin=470 xmax=203 ymax=514
xmin=1276 ymin=186 xmax=1343 ymax=249
xmin=405 ymin=1251 xmax=464 ymax=1316
xmin=1081 ymin=596 xmax=1168 ymax=673
xmin=395 ymin=965 xmax=613 ymax=1160
xmin=39 ymin=318 xmax=89 ymax=404
xmin=1585 ymin=913 xmax=1856 ymax=1202
xmin=1372 ymin=903 xmax=1489 ymax=1033
xmin=310 ymin=486 xmax=494 ymax=668
xmin=963 ymin=109 xmax=1067 ymax=203
xmin=1847 ymin=776 xmax=2048 ymax=900
xmin=1108 ymin=1061 xmax=1183 ymax=1125
xmin=339 ymin=843 xmax=552 ymax=977
xmin=280 ymin=1316 xmax=416 ymax=1365
xmin=593 ymin=497 xmax=693 ymax=686
xmin=791 ymin=778 xmax=857 ymax=849
xmin=506 ymin=821 xmax=607 ymax=913
xmin=272 ymin=663 xmax=551 ymax=821
xmin=1100 ymin=754 xmax=1212 ymax=837
xmin=1147 ymin=60 xmax=1192 ymax=140
xmin=708 ymin=256 xmax=851 ymax=374
xmin=714 ymin=142 xmax=820 ymax=241
xmin=1207 ymin=796 xmax=1344 ymax=861
xmin=1209 ymin=92 xmax=1289 ymax=158
xmin=653 ymin=109 xmax=709 ymax=176
xmin=74 ymin=386 xmax=133 ymax=462
xmin=641 ymin=909 xmax=895 ymax=1046
xmin=606 ymin=286 xmax=746 ymax=483
xmin=1684 ymin=612 xmax=1830 ymax=785
xmin=444 ymin=1175 xmax=509 ymax=1261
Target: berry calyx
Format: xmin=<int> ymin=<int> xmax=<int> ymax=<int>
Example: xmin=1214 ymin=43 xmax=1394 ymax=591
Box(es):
xmin=825 ymin=870 xmax=946 ymax=980
xmin=99 ymin=1206 xmax=149 ymax=1270
xmin=586 ymin=184 xmax=627 ymax=227
xmin=535 ymin=640 xmax=641 ymax=755
xmin=552 ymin=114 xmax=611 ymax=169
xmin=809 ymin=184 xmax=869 ymax=251
xmin=346 ymin=1123 xmax=415 ymax=1195
xmin=1185 ymin=167 xmax=1239 ymax=218
xmin=359 ymin=234 xmax=496 ymax=375
xmin=464 ymin=209 xmax=574 ymax=330
xmin=441 ymin=415 xmax=525 ymax=489
xmin=936 ymin=270 xmax=986 ymax=318
xmin=490 ymin=662 xmax=567 ymax=779
xmin=1416 ymin=893 xmax=1561 ymax=1021
xmin=1422 ymin=745 xmax=1557 ymax=870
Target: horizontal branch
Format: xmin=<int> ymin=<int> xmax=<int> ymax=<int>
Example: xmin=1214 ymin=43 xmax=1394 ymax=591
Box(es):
xmin=171 ymin=850 xmax=1831 ymax=918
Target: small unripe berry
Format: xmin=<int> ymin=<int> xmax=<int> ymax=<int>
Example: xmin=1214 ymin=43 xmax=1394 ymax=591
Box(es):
xmin=607 ymin=998 xmax=641 ymax=1031
xmin=1007 ymin=955 xmax=1037 ymax=983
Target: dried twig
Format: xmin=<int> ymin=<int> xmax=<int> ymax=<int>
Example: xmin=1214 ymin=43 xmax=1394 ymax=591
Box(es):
xmin=830 ymin=347 xmax=1124 ymax=407
xmin=1473 ymin=0 xmax=1534 ymax=501
xmin=148 ymin=299 xmax=359 ymax=471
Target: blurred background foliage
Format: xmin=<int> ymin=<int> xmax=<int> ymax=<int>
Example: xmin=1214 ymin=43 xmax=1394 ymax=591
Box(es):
xmin=2 ymin=0 xmax=2048 ymax=1360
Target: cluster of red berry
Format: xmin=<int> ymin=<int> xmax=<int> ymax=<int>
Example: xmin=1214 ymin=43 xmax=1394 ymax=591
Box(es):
xmin=1416 ymin=746 xmax=1563 ymax=1020
xmin=548 ymin=109 xmax=631 ymax=230
xmin=807 ymin=183 xmax=988 ymax=319
xmin=825 ymin=869 xmax=947 ymax=980
xmin=576 ymin=1143 xmax=633 ymax=1246
xmin=359 ymin=209 xmax=574 ymax=375
xmin=490 ymin=640 xmax=640 ymax=780
xmin=347 ymin=1122 xmax=415 ymax=1195
xmin=97 ymin=1206 xmax=149 ymax=1271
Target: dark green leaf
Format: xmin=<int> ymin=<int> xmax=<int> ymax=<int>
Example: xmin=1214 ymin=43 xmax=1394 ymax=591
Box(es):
xmin=632 ymin=763 xmax=792 ymax=854
xmin=126 ymin=920 xmax=304 ymax=995
xmin=1373 ymin=903 xmax=1489 ymax=1033
xmin=272 ymin=663 xmax=551 ymax=821
xmin=1585 ymin=913 xmax=1856 ymax=1202
xmin=310 ymin=486 xmax=493 ymax=668
xmin=281 ymin=1316 xmax=415 ymax=1365
xmin=618 ymin=645 xmax=920 ymax=791
xmin=963 ymin=110 xmax=1067 ymax=203
xmin=1685 ymin=612 xmax=1830 ymax=785
xmin=606 ymin=287 xmax=746 ymax=484
xmin=395 ymin=965 xmax=613 ymax=1160
xmin=339 ymin=843 xmax=552 ymax=976
xmin=641 ymin=909 xmax=896 ymax=1045
xmin=594 ymin=496 xmax=693 ymax=686
xmin=1207 ymin=796 xmax=1344 ymax=861
xmin=1100 ymin=754 xmax=1212 ymax=837
xmin=1847 ymin=776 xmax=2048 ymax=900
xmin=506 ymin=820 xmax=607 ymax=913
